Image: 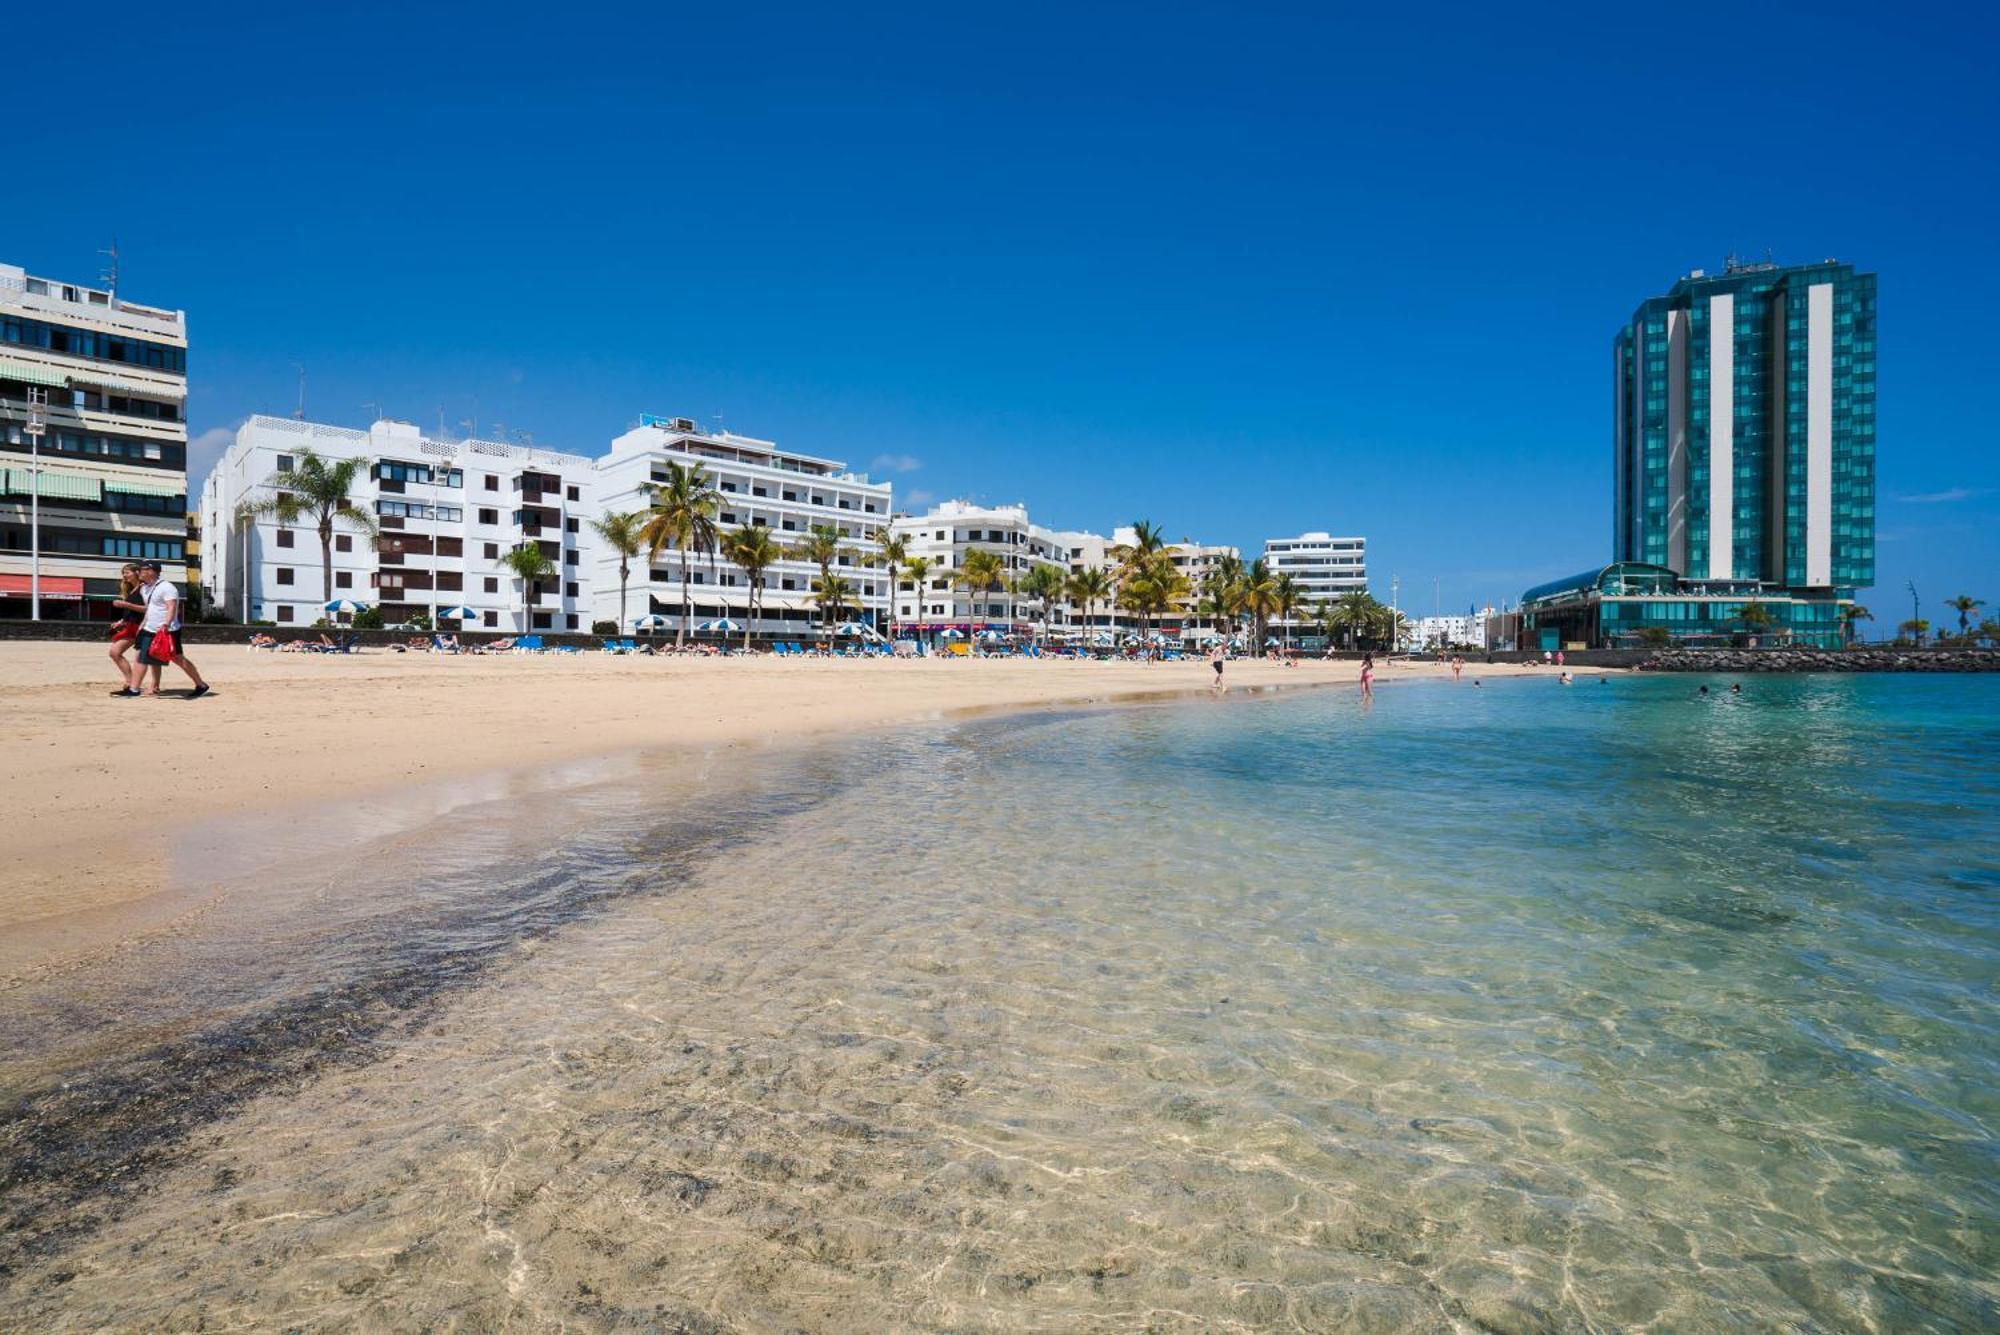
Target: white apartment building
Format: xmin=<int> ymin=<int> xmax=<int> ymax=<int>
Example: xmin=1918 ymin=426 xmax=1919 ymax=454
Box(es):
xmin=1408 ymin=612 xmax=1489 ymax=651
xmin=1 ymin=261 xmax=188 ymax=618
xmin=889 ymin=500 xmax=1073 ymax=634
xmin=200 ymin=416 xmax=595 ymax=631
xmin=591 ymin=416 xmax=892 ymax=634
xmin=1263 ymin=532 xmax=1367 ymax=619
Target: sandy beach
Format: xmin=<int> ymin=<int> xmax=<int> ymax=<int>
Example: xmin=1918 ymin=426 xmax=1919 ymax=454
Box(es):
xmin=0 ymin=642 xmax=1592 ymax=951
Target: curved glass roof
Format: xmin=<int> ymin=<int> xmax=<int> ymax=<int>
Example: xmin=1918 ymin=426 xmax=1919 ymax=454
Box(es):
xmin=1520 ymin=562 xmax=1678 ymax=608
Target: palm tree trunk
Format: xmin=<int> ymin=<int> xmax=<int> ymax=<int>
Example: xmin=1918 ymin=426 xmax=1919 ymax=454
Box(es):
xmin=618 ymin=557 xmax=629 ymax=631
xmin=743 ymin=579 xmax=756 ymax=651
xmin=678 ymin=547 xmax=691 ymax=648
xmin=320 ymin=517 xmax=335 ymax=618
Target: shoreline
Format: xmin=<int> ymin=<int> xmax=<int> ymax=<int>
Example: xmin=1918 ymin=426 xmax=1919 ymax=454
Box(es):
xmin=0 ymin=643 xmax=1610 ymax=958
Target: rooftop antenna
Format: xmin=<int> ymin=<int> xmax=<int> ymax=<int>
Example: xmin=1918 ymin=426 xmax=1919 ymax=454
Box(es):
xmin=99 ymin=237 xmax=119 ymax=298
xmin=293 ymin=364 xmax=306 ymax=420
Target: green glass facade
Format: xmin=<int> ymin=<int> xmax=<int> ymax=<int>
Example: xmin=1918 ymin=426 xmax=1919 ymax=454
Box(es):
xmin=1540 ymin=259 xmax=1877 ymax=650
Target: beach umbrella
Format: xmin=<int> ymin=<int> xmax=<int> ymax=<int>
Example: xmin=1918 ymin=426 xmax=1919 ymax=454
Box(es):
xmin=323 ymin=598 xmax=368 ymax=615
xmin=632 ymin=613 xmax=672 ymax=632
xmin=938 ymin=628 xmax=965 ymax=640
xmin=976 ymin=629 xmax=1005 ymax=642
xmin=437 ymin=605 xmax=477 ymax=622
xmin=832 ymin=621 xmax=878 ymax=638
xmin=697 ymin=618 xmax=742 ymax=633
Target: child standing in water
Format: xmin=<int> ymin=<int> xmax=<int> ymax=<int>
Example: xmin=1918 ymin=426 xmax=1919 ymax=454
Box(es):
xmin=1360 ymin=652 xmax=1375 ymax=697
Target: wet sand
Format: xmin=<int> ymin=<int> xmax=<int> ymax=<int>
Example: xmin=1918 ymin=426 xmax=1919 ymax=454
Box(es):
xmin=0 ymin=642 xmax=1589 ymax=958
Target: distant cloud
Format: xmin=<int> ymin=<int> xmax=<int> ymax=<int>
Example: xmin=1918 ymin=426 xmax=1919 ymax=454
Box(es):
xmin=869 ymin=453 xmax=923 ymax=474
xmin=903 ymin=488 xmax=935 ymax=507
xmin=185 ymin=425 xmax=239 ymax=495
xmin=1896 ymin=487 xmax=1987 ymax=504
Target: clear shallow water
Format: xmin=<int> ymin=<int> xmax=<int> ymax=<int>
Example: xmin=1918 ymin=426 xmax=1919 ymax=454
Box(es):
xmin=3 ymin=674 xmax=1997 ymax=1331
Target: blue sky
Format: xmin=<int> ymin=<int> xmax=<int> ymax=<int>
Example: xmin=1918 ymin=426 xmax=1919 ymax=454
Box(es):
xmin=15 ymin=2 xmax=1998 ymax=622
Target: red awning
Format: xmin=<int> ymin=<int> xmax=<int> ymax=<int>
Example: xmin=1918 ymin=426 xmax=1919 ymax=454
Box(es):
xmin=0 ymin=574 xmax=86 ymax=599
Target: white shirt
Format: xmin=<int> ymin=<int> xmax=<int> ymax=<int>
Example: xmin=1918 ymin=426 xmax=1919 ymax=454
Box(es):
xmin=140 ymin=580 xmax=182 ymax=632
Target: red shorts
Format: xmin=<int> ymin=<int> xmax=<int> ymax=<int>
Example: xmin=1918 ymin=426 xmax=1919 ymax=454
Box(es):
xmin=110 ymin=620 xmax=139 ymax=643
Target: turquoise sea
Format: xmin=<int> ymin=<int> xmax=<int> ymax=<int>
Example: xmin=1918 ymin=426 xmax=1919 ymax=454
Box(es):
xmin=3 ymin=673 xmax=1997 ymax=1330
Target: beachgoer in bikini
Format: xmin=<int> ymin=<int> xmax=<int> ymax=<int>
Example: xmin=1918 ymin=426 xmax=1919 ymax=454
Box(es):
xmin=1360 ymin=652 xmax=1375 ymax=697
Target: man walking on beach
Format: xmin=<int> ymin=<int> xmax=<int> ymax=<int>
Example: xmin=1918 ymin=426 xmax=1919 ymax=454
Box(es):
xmin=132 ymin=561 xmax=210 ymax=700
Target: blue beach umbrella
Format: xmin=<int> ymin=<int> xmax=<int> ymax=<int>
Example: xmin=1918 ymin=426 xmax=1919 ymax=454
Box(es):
xmin=697 ymin=618 xmax=742 ymax=633
xmin=324 ymin=598 xmax=368 ymax=615
xmin=632 ymin=614 xmax=672 ymax=632
xmin=437 ymin=605 xmax=477 ymax=622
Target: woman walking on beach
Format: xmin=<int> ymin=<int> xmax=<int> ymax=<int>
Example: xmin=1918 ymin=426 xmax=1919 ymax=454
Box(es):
xmin=107 ymin=563 xmax=145 ymax=696
xmin=1360 ymin=652 xmax=1375 ymax=698
xmin=1209 ymin=641 xmax=1226 ymax=692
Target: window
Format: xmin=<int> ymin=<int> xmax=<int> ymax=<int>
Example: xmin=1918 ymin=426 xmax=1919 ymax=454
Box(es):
xmin=437 ymin=572 xmax=462 ymax=592
xmin=564 ymin=549 xmax=578 ymax=566
xmin=782 ymin=578 xmax=797 ymax=591
xmin=783 ymin=490 xmax=798 ymax=502
xmin=566 ymin=613 xmax=579 ymax=630
xmin=335 ymin=571 xmax=351 ymax=589
xmin=484 ymin=476 xmax=498 ymax=491
xmin=478 ymin=509 xmax=498 ymax=524
xmin=753 ymin=486 xmax=767 ymax=497
xmin=566 ymin=485 xmax=579 ymax=502
xmin=565 ymin=582 xmax=578 ymax=598
xmin=277 ymin=605 xmax=294 ymax=622
xmin=276 ymin=529 xmax=294 ymax=548
xmin=484 ymin=577 xmax=498 ymax=593
xmin=276 ymin=454 xmax=294 ymax=473
xmin=565 ymin=517 xmax=578 ymax=533
xmin=484 ymin=543 xmax=498 ymax=559
xmin=483 ymin=611 xmax=497 ymax=628
xmin=276 ymin=568 xmax=294 ymax=585
xmin=438 ymin=537 xmax=462 ymax=557
xmin=335 ymin=535 xmax=352 ymax=553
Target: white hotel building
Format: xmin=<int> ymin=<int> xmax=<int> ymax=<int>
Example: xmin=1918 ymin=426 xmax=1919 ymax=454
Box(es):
xmin=888 ymin=500 xmax=1073 ymax=634
xmin=1263 ymin=531 xmax=1368 ymax=614
xmin=1 ymin=261 xmax=189 ymax=618
xmin=199 ymin=416 xmax=595 ymax=630
xmin=590 ymin=416 xmax=892 ymax=634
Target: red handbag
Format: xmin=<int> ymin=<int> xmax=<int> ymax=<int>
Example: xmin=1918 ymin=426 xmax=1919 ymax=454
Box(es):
xmin=148 ymin=627 xmax=177 ymax=661
xmin=110 ymin=620 xmax=138 ymax=642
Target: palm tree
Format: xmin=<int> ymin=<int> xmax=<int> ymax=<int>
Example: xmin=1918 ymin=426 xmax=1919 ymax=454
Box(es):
xmin=954 ymin=548 xmax=1008 ymax=641
xmin=1371 ymin=603 xmax=1408 ymax=653
xmin=1242 ymin=558 xmax=1280 ymax=650
xmin=901 ymin=555 xmax=937 ymax=646
xmin=637 ymin=460 xmax=723 ymax=648
xmin=1116 ymin=555 xmax=1187 ymax=650
xmin=1311 ymin=597 xmax=1339 ymax=650
xmin=1018 ymin=562 xmax=1068 ymax=647
xmin=1898 ymin=618 xmax=1931 ymax=645
xmin=871 ymin=527 xmax=909 ymax=641
xmin=1737 ymin=599 xmax=1775 ymax=643
xmin=792 ymin=524 xmax=855 ymax=638
xmin=245 ymin=447 xmax=376 ymax=608
xmin=589 ymin=509 xmax=647 ymax=631
xmin=1330 ymin=590 xmax=1378 ymax=650
xmin=1066 ymin=566 xmax=1113 ymax=645
xmin=1978 ymin=616 xmax=2000 ymax=649
xmin=500 ymin=543 xmax=558 ymax=633
xmin=1945 ymin=594 xmax=1986 ymax=640
xmin=1273 ymin=573 xmax=1305 ymax=652
xmin=809 ymin=572 xmax=855 ymax=636
xmin=720 ymin=523 xmax=783 ymax=650
xmin=1201 ymin=555 xmax=1246 ymax=640
xmin=1839 ymin=603 xmax=1873 ymax=647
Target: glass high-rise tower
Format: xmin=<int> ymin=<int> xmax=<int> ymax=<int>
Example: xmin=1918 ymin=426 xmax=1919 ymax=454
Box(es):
xmin=1519 ymin=258 xmax=1875 ymax=651
xmin=1613 ymin=258 xmax=1876 ymax=591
